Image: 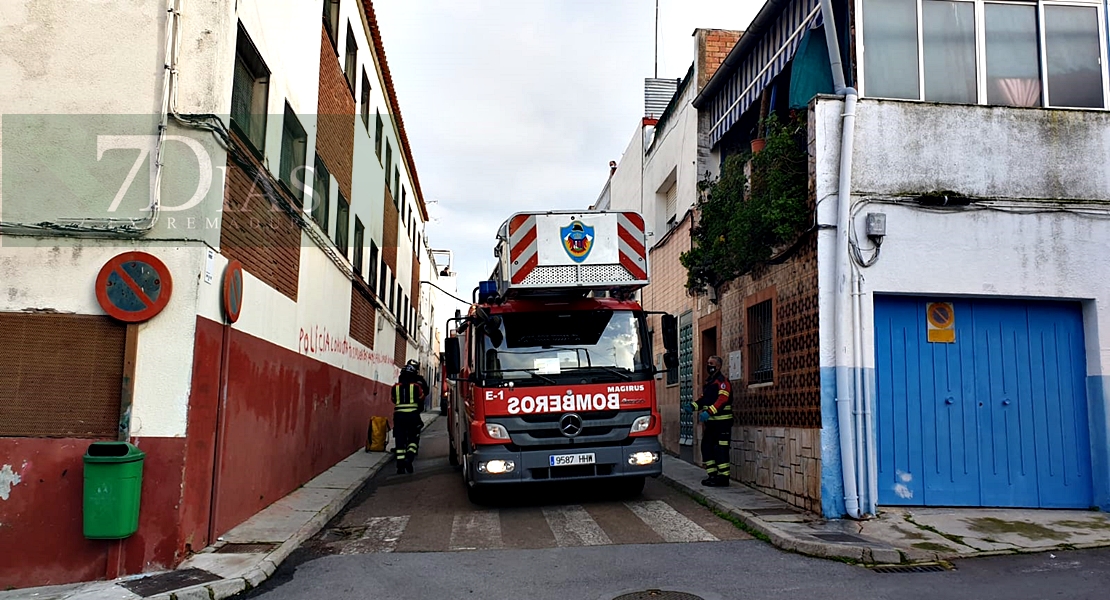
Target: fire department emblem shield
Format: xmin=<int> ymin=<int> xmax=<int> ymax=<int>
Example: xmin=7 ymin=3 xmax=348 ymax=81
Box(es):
xmin=560 ymin=220 xmax=594 ymax=262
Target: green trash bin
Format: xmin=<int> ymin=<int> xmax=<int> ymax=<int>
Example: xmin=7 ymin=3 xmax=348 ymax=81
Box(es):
xmin=83 ymin=441 xmax=145 ymax=539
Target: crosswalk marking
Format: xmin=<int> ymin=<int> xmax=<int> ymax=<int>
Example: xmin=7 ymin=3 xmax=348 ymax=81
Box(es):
xmin=542 ymin=505 xmax=612 ymax=547
xmin=449 ymin=510 xmax=503 ymax=551
xmin=331 ymin=499 xmax=731 ymax=554
xmin=340 ymin=516 xmax=409 ymax=554
xmin=624 ymin=501 xmax=718 ymax=543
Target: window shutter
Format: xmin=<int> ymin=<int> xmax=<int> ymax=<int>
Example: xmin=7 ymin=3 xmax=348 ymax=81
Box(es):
xmin=665 ymin=182 xmax=678 ymax=223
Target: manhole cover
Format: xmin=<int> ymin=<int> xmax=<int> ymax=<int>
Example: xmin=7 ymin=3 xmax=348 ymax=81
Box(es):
xmin=117 ymin=568 xmax=221 ymax=597
xmin=214 ymin=542 xmax=278 ymax=554
xmin=613 ymin=591 xmax=704 ymax=600
xmin=871 ymin=564 xmax=951 ymax=574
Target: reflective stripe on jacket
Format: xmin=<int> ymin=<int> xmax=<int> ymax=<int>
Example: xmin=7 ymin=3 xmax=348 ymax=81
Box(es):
xmin=392 ymin=383 xmax=421 ymax=413
xmin=692 ymin=372 xmax=732 ymax=421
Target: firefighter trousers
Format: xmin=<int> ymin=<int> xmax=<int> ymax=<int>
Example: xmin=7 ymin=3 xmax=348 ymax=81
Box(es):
xmin=393 ymin=411 xmax=422 ymax=467
xmin=701 ymin=421 xmax=731 ymax=479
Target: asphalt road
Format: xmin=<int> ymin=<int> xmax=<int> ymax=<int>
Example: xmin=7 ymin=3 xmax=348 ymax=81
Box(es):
xmin=242 ymin=418 xmax=1110 ymax=600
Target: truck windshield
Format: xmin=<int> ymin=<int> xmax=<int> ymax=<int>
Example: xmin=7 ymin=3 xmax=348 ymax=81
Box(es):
xmin=480 ymin=309 xmax=650 ymax=382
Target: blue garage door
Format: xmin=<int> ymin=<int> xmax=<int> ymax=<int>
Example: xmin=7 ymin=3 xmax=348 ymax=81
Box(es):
xmin=874 ymin=297 xmax=1093 ymax=508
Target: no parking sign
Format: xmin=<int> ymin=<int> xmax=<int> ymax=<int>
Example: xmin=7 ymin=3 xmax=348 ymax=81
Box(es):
xmin=95 ymin=252 xmax=173 ymax=323
xmin=222 ymin=260 xmax=244 ymax=324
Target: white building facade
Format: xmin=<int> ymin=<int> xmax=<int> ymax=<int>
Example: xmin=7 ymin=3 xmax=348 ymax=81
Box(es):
xmin=0 ymin=0 xmax=448 ymax=588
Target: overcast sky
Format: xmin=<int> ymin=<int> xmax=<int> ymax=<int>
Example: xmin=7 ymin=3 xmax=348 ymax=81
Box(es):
xmin=373 ymin=0 xmax=760 ymax=304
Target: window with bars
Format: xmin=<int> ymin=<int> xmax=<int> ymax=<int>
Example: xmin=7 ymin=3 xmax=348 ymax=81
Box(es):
xmin=747 ymin=299 xmax=774 ymax=384
xmin=280 ymin=104 xmax=307 ymax=203
xmin=231 ymin=24 xmax=269 ymax=154
xmin=335 ymin=194 xmax=350 ymax=257
xmin=344 ymin=25 xmax=358 ymax=94
xmin=353 ymin=218 xmax=365 ymax=278
xmin=312 ymin=156 xmax=330 ymax=232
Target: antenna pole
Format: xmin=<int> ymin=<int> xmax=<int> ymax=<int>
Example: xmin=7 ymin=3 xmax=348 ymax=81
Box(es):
xmin=654 ymin=0 xmax=659 ymax=78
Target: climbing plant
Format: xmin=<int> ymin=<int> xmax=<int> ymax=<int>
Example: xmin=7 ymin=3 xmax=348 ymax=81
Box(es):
xmin=681 ymin=112 xmax=809 ymax=292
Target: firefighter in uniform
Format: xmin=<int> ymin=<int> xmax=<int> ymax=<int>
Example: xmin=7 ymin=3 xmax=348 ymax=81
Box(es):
xmin=392 ymin=361 xmax=426 ymax=474
xmin=692 ymin=355 xmax=732 ymax=487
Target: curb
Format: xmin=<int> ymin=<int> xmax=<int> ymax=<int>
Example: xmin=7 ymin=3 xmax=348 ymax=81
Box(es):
xmin=145 ymin=414 xmax=440 ymax=600
xmin=659 ymin=473 xmax=904 ymax=565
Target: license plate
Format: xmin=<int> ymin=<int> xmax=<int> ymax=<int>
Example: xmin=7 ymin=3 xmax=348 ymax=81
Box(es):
xmin=550 ymin=453 xmax=596 ymax=467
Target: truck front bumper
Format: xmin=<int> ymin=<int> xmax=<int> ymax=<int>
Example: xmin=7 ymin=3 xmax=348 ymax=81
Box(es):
xmin=470 ymin=438 xmax=663 ymax=485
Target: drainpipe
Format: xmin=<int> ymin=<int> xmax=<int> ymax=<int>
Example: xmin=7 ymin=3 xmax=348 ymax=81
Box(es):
xmin=818 ymin=0 xmax=862 ymax=519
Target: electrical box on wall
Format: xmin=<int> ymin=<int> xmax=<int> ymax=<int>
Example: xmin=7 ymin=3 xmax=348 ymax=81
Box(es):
xmin=865 ymin=213 xmax=887 ymax=238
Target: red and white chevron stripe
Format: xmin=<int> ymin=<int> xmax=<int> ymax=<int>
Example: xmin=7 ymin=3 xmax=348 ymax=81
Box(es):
xmin=508 ymin=213 xmax=539 ymax=284
xmin=505 ymin=211 xmax=648 ymax=286
xmin=617 ymin=211 xmax=647 ymax=281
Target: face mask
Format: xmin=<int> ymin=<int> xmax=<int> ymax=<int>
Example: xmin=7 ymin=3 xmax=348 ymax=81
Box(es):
xmin=706 ymin=365 xmax=717 ymax=375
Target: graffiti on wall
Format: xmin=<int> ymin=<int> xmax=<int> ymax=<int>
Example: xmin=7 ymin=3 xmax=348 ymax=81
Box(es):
xmin=298 ymin=325 xmax=397 ymax=377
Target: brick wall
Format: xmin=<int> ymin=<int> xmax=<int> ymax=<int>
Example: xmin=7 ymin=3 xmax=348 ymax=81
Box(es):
xmin=349 ymin=281 xmax=376 ymax=348
xmin=717 ymin=236 xmax=820 ymax=428
xmin=642 ymin=215 xmax=696 ymax=456
xmin=221 ymin=132 xmax=302 ymax=301
xmin=382 ymin=188 xmax=398 ymax=272
xmin=697 ymin=29 xmax=743 ymax=91
xmin=316 ymin=26 xmax=355 ymax=200
xmin=714 ymin=235 xmax=820 ymax=511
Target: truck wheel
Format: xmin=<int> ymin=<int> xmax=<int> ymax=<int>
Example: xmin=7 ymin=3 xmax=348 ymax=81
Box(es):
xmin=448 ymin=437 xmax=460 ymax=467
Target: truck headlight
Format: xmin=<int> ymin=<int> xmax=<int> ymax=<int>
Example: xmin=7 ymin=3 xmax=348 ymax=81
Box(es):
xmin=630 ymin=415 xmax=652 ymax=433
xmin=478 ymin=460 xmax=515 ymax=474
xmin=485 ymin=423 xmax=510 ymax=440
xmin=628 ymin=451 xmax=659 ymax=466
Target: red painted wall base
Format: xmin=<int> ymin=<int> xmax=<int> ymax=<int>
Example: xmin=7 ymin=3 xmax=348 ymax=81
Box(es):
xmin=0 ymin=315 xmax=393 ymax=590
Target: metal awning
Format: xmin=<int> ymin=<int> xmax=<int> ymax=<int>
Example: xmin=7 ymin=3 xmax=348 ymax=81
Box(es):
xmin=698 ymin=0 xmax=821 ymax=147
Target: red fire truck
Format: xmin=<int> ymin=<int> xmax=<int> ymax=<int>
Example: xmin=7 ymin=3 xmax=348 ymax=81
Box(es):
xmin=445 ymin=210 xmax=678 ymax=503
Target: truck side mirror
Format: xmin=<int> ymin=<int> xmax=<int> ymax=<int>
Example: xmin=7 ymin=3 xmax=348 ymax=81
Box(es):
xmin=445 ymin=337 xmax=462 ymax=378
xmin=661 ymin=314 xmax=678 ymax=354
xmin=663 ymin=351 xmax=678 ymax=370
